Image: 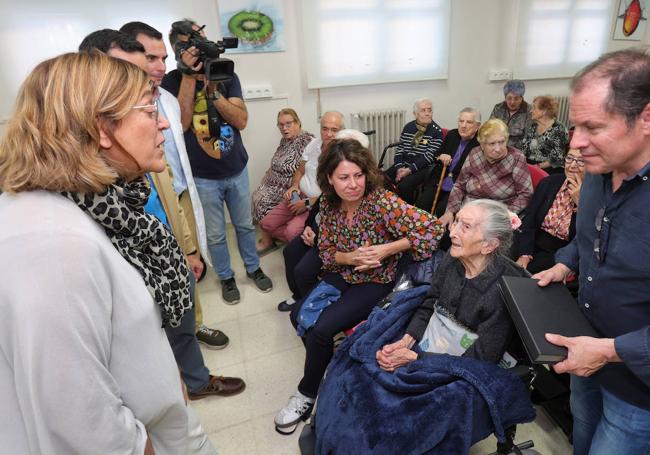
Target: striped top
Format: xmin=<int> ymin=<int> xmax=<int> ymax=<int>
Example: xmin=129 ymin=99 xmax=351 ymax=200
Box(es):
xmin=394 ymin=120 xmax=444 ymax=172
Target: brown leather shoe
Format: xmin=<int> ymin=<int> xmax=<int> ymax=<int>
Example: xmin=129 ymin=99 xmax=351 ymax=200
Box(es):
xmin=187 ymin=375 xmax=246 ymax=400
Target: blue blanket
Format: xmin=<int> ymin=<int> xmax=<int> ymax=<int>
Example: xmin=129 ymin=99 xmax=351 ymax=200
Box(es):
xmin=314 ymin=286 xmax=536 ymax=455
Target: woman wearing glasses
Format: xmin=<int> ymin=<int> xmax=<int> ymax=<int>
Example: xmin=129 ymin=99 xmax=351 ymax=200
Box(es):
xmin=515 ymin=149 xmax=585 ymax=273
xmin=251 ymin=108 xmax=314 ymax=254
xmin=0 ymin=52 xmax=189 ymax=453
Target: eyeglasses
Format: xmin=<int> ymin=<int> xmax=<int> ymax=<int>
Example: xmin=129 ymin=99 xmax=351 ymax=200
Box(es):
xmin=277 ymin=120 xmax=295 ymax=129
xmin=132 ymin=101 xmax=159 ymax=121
xmin=594 ymin=207 xmax=606 ymax=262
xmin=565 ymin=155 xmax=585 ymax=167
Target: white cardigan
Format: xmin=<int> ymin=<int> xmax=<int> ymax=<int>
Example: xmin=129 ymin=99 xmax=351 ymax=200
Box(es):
xmin=0 ymin=191 xmax=188 ymax=454
xmin=159 ymin=87 xmax=210 ymax=265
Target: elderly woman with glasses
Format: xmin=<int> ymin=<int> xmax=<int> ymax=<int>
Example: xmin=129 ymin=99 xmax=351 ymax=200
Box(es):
xmin=439 ymin=119 xmax=534 ymax=229
xmin=252 ymin=108 xmax=314 ymax=254
xmin=0 ymin=52 xmax=189 ymax=453
xmin=515 ymin=149 xmax=585 ymax=273
xmin=490 ymin=79 xmax=534 ymax=150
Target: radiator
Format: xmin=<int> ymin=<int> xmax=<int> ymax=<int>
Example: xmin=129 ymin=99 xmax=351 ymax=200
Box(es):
xmin=555 ymin=95 xmax=571 ymax=128
xmin=351 ymin=109 xmax=406 ymax=164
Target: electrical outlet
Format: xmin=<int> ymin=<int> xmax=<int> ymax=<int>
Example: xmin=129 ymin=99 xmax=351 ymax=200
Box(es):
xmin=244 ymin=84 xmax=273 ymax=99
xmin=488 ymin=69 xmax=512 ymax=81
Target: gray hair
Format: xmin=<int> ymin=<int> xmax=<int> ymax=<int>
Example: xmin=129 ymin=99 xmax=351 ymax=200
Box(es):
xmin=320 ymin=111 xmax=345 ymax=129
xmin=503 ymin=79 xmax=525 ymax=97
xmin=462 ymin=199 xmax=513 ymax=256
xmin=459 ymin=107 xmax=481 ymax=122
xmin=413 ymin=98 xmax=433 ymax=113
xmin=335 ymin=129 xmax=370 ymax=148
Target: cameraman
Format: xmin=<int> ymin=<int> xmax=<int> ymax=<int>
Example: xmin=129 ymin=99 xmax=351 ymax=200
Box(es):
xmin=162 ymin=20 xmax=272 ymax=304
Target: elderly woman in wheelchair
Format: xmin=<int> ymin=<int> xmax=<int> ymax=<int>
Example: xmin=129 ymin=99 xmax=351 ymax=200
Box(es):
xmin=312 ymin=199 xmax=537 ymax=454
xmin=377 ymin=199 xmax=526 ymax=369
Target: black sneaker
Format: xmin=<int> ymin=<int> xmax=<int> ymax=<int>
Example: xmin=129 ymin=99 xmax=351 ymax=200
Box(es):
xmin=277 ymin=297 xmax=296 ymax=312
xmin=247 ymin=268 xmax=273 ymax=293
xmin=195 ymin=325 xmax=229 ymax=349
xmin=221 ymin=277 xmax=240 ymax=304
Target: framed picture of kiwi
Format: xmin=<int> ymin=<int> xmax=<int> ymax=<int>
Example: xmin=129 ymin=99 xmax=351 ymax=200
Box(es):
xmin=219 ymin=0 xmax=286 ymax=53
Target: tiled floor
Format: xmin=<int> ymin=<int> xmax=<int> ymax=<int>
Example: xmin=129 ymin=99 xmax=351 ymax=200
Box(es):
xmin=193 ymin=230 xmax=573 ymax=454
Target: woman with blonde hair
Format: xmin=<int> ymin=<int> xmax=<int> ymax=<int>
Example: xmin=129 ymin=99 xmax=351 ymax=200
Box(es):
xmin=0 ymin=52 xmax=188 ymax=453
xmin=439 ymin=119 xmax=533 ymax=228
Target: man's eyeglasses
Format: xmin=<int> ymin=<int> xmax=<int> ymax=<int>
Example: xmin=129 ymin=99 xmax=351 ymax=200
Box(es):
xmin=565 ymin=155 xmax=585 ymax=167
xmin=132 ymin=101 xmax=159 ymax=121
xmin=594 ymin=207 xmax=606 ymax=262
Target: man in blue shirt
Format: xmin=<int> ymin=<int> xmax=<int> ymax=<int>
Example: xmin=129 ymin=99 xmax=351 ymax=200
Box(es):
xmin=535 ymin=49 xmax=650 ymax=454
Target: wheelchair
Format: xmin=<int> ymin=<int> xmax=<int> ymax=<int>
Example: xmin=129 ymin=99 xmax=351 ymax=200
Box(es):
xmin=296 ymin=253 xmax=543 ymax=455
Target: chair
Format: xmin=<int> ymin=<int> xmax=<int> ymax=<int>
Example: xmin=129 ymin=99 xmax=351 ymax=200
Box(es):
xmin=378 ymin=128 xmax=449 ymax=171
xmin=527 ymin=165 xmax=548 ymax=190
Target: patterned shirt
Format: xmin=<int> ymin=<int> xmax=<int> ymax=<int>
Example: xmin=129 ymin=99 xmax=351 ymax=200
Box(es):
xmin=540 ymin=179 xmax=576 ymax=241
xmin=318 ymin=188 xmax=444 ymax=284
xmin=520 ymin=121 xmax=569 ymax=168
xmin=251 ymin=131 xmax=315 ymax=222
xmin=446 ymin=146 xmax=533 ymax=214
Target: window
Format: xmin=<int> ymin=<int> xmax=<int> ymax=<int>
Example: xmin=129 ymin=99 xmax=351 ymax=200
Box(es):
xmin=301 ymin=0 xmax=450 ymax=88
xmin=513 ymin=0 xmax=614 ymax=79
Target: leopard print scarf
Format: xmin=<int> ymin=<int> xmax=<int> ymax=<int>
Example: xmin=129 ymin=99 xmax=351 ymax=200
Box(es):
xmin=62 ymin=177 xmax=191 ymax=328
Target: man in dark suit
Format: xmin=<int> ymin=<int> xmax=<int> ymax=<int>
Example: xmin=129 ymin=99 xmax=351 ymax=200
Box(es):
xmin=415 ymin=107 xmax=481 ymax=216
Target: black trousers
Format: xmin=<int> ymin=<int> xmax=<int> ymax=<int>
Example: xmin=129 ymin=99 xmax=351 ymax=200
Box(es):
xmin=290 ymin=272 xmax=393 ymax=397
xmin=283 ymin=235 xmax=322 ymax=301
xmin=527 ymin=229 xmax=570 ymax=275
xmin=385 ymin=164 xmax=432 ymax=204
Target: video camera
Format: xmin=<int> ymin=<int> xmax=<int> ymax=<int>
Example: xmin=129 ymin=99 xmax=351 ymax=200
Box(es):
xmin=171 ymin=21 xmax=238 ymax=83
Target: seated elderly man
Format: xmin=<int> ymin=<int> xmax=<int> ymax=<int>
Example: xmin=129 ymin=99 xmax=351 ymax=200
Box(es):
xmin=490 ymin=80 xmax=533 ymax=150
xmin=312 ymin=200 xmax=535 ymax=453
xmin=384 ymin=98 xmax=444 ymax=204
xmin=415 ymin=107 xmax=481 ymax=216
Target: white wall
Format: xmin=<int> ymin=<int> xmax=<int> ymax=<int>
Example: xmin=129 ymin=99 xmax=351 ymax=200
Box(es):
xmin=1 ymin=0 xmax=649 ymax=191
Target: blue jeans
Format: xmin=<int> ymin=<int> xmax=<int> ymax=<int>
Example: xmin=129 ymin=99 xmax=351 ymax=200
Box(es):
xmin=194 ymin=168 xmax=259 ymax=280
xmin=570 ymin=374 xmax=650 ymax=455
xmin=165 ymin=273 xmax=210 ymax=393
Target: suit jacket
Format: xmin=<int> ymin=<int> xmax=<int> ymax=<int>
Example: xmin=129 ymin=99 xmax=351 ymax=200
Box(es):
xmin=434 ymin=128 xmax=480 ymax=184
xmin=516 ymin=173 xmax=577 ymax=256
xmin=159 ymin=87 xmax=210 ymax=265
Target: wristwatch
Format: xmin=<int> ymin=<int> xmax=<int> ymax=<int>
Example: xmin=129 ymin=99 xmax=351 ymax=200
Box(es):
xmin=304 ymin=198 xmax=311 ymax=209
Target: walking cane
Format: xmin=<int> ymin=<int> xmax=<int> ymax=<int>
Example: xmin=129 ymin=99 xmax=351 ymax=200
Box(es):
xmin=431 ymin=163 xmax=448 ymax=215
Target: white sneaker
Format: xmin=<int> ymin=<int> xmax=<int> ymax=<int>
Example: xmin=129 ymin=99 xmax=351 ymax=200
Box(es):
xmin=274 ymin=392 xmax=314 ymax=434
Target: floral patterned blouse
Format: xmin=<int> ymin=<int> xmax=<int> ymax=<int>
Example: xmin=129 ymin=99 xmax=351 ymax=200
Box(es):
xmin=317 ymin=188 xmax=444 ymax=284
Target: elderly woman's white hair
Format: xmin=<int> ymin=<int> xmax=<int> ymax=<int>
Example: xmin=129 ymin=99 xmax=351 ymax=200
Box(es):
xmin=335 ymin=129 xmax=370 ymax=148
xmin=462 ymin=199 xmax=514 ymax=256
